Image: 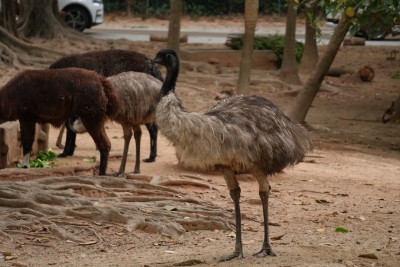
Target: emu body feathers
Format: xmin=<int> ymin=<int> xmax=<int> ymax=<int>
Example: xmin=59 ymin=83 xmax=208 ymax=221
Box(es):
xmin=151 ymin=49 xmax=313 ymax=261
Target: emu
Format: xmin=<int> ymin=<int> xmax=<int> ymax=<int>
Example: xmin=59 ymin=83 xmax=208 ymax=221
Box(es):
xmin=0 ymin=68 xmax=119 ymax=175
xmin=382 ymin=95 xmax=400 ymax=123
xmin=69 ymin=71 xmax=162 ymax=175
xmin=149 ymin=50 xmax=313 ymax=261
xmin=49 ymin=49 xmax=163 ymax=163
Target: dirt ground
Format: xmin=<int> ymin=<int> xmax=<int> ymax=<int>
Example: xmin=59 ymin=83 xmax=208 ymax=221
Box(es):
xmin=0 ymin=15 xmax=399 ymax=267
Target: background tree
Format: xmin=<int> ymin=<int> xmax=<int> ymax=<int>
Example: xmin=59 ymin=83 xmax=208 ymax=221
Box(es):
xmin=279 ymin=0 xmax=301 ymax=85
xmin=0 ymin=0 xmax=82 ymax=69
xmin=167 ymin=0 xmax=182 ymax=52
xmin=300 ymin=0 xmax=319 ymax=73
xmin=288 ymin=0 xmax=400 ymax=123
xmin=236 ymin=0 xmax=259 ymax=94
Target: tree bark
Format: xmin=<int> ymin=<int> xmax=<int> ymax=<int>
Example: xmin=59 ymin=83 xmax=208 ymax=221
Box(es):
xmin=0 ymin=0 xmax=18 ymax=36
xmin=167 ymin=0 xmax=182 ymax=52
xmin=300 ymin=0 xmax=319 ymax=73
xmin=236 ymin=0 xmax=259 ymax=95
xmin=17 ymin=0 xmax=69 ymax=39
xmin=287 ymin=14 xmax=353 ymax=123
xmin=279 ymin=0 xmax=301 ymax=85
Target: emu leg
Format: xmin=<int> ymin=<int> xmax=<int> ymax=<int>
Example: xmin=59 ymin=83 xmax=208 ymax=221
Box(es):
xmin=19 ymin=120 xmax=36 ymax=168
xmin=143 ymin=123 xmax=157 ymax=162
xmin=253 ymin=172 xmax=276 ymax=257
xmin=132 ymin=125 xmax=142 ymax=173
xmin=59 ymin=125 xmax=76 ymax=157
xmin=219 ymin=167 xmax=243 ymax=261
xmin=56 ymin=124 xmax=65 ymax=149
xmin=117 ymin=124 xmax=132 ymax=176
xmin=85 ymin=125 xmax=110 ymax=176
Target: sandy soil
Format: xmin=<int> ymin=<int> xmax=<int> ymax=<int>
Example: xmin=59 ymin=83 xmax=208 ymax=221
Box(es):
xmin=0 ymin=15 xmax=399 ymax=267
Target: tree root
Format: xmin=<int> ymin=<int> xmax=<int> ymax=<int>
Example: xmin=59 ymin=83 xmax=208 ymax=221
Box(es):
xmin=0 ymin=175 xmax=233 ymax=245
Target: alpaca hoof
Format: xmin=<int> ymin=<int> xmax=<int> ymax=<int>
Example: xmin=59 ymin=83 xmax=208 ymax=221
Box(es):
xmin=56 ymin=144 xmax=64 ymax=149
xmin=253 ymin=248 xmax=276 ymax=257
xmin=133 ymin=169 xmax=140 ymax=174
xmin=219 ymin=252 xmax=243 ymax=262
xmin=58 ymin=152 xmax=72 ymax=158
xmin=143 ymin=157 xmax=156 ymax=163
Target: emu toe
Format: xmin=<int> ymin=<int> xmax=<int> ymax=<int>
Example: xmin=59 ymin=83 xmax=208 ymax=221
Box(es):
xmin=218 ymin=251 xmax=243 ymax=262
xmin=253 ymin=248 xmax=276 ymax=257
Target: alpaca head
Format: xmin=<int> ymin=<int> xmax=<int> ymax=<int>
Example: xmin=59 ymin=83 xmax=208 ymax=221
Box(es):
xmin=149 ymin=49 xmax=179 ymax=68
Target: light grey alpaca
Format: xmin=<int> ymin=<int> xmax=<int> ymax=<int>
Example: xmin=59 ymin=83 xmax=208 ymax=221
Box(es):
xmin=70 ymin=71 xmax=162 ymax=175
xmin=150 ymin=50 xmax=313 ymax=261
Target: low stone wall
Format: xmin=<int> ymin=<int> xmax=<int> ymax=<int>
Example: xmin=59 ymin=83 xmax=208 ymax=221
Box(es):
xmin=180 ymin=49 xmax=278 ymax=70
xmin=0 ymin=122 xmax=49 ymax=169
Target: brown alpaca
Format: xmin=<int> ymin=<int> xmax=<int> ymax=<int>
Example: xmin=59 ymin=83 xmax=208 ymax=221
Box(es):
xmin=49 ymin=49 xmax=163 ymax=163
xmin=0 ymin=68 xmax=119 ymax=175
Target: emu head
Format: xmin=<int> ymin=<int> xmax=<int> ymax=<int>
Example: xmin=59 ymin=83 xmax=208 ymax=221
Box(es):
xmin=149 ymin=49 xmax=178 ymax=69
xmin=382 ymin=101 xmax=397 ymax=124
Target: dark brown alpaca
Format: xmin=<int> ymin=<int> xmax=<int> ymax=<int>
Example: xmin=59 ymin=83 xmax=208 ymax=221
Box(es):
xmin=49 ymin=49 xmax=163 ymax=163
xmin=0 ymin=68 xmax=119 ymax=175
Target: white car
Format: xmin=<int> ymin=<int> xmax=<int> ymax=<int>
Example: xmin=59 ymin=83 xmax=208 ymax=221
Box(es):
xmin=58 ymin=0 xmax=104 ymax=31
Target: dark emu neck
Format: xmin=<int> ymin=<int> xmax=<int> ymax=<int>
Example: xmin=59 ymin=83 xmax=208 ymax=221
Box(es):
xmin=160 ymin=56 xmax=179 ymax=97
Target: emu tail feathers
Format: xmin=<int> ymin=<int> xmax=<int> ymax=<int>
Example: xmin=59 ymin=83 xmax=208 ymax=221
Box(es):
xmin=100 ymin=77 xmax=120 ymax=118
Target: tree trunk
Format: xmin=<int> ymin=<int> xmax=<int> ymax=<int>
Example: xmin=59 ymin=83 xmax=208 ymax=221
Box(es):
xmin=279 ymin=0 xmax=301 ymax=85
xmin=236 ymin=0 xmax=259 ymax=95
xmin=167 ymin=0 xmax=182 ymax=52
xmin=0 ymin=0 xmax=18 ymax=36
xmin=17 ymin=0 xmax=68 ymax=39
xmin=300 ymin=0 xmax=319 ymax=73
xmin=287 ymin=15 xmax=353 ymax=123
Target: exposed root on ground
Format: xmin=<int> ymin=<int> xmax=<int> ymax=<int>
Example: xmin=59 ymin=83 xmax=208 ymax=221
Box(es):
xmin=0 ymin=175 xmax=233 ymax=245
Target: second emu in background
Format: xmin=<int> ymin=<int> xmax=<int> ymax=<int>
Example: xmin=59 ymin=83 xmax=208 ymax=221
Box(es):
xmin=49 ymin=49 xmax=164 ymax=169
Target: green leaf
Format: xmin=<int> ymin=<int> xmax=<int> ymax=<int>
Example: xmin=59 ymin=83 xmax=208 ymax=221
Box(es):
xmin=335 ymin=227 xmax=349 ymax=233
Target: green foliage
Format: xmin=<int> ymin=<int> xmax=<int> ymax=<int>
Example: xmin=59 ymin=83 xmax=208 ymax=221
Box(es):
xmin=103 ymin=0 xmax=286 ymax=16
xmin=17 ymin=149 xmax=57 ymax=168
xmin=226 ymin=34 xmax=304 ymax=66
xmin=335 ymin=227 xmax=349 ymax=233
xmin=322 ymin=0 xmax=400 ymax=38
xmin=391 ymin=71 xmax=400 ymax=80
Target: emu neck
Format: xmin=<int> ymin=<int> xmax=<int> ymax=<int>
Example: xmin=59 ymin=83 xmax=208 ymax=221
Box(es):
xmin=160 ymin=61 xmax=179 ymax=97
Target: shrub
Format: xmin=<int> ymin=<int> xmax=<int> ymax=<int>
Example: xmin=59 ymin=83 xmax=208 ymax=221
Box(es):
xmin=226 ymin=34 xmax=304 ymax=67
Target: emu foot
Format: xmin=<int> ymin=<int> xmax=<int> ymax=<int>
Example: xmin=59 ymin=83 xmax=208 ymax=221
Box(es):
xmin=218 ymin=251 xmax=243 ymax=262
xmin=143 ymin=157 xmax=156 ymax=163
xmin=253 ymin=248 xmax=276 ymax=257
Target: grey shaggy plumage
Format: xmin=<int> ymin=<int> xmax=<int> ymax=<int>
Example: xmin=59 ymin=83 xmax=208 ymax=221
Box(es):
xmin=71 ymin=71 xmax=162 ymax=175
xmin=156 ymin=94 xmax=312 ymax=173
xmin=151 ymin=49 xmax=313 ymax=261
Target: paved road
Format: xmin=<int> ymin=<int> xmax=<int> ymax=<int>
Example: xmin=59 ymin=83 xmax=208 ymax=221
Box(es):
xmin=85 ymin=26 xmax=400 ymax=46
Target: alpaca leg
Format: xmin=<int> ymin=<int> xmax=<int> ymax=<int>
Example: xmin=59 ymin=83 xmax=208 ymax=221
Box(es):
xmin=117 ymin=124 xmax=132 ymax=176
xmin=59 ymin=125 xmax=76 ymax=157
xmin=219 ymin=167 xmax=243 ymax=261
xmin=56 ymin=124 xmax=65 ymax=149
xmin=253 ymin=172 xmax=276 ymax=257
xmin=85 ymin=125 xmax=110 ymax=175
xmin=143 ymin=123 xmax=157 ymax=162
xmin=19 ymin=120 xmax=36 ymax=168
xmin=132 ymin=125 xmax=142 ymax=173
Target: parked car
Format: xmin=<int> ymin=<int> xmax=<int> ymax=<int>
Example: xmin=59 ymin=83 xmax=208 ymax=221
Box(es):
xmin=58 ymin=0 xmax=104 ymax=31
